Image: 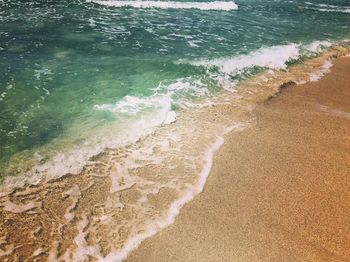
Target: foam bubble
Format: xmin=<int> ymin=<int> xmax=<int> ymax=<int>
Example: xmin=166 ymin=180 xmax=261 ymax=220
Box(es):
xmin=95 ymin=94 xmax=175 ymax=122
xmin=304 ymin=40 xmax=333 ymax=53
xmin=0 ymin=41 xmax=338 ymax=196
xmin=63 ymin=185 xmax=81 ymax=222
xmin=0 ymin=94 xmax=176 ymax=194
xmin=89 ymin=0 xmax=238 ymax=10
xmin=309 ymin=60 xmax=332 ymax=82
xmin=97 ymin=124 xmax=246 ymax=262
xmin=179 ymin=41 xmax=338 ymax=78
xmin=305 ymin=2 xmax=350 ymax=14
xmin=31 ymin=248 xmax=45 ymax=258
xmin=73 ymin=216 xmax=103 ymax=261
xmin=0 ymin=243 xmax=20 ymax=257
xmin=1 ymin=199 xmax=42 ymax=214
xmin=182 ymin=44 xmax=301 ymax=74
xmin=110 ymin=163 xmax=136 ymax=193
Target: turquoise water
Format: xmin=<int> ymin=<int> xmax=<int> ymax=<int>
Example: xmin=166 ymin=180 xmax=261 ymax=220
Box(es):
xmin=0 ymin=0 xmax=349 ymax=179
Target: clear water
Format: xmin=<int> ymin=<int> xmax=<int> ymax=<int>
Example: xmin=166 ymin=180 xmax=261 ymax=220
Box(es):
xmin=0 ymin=0 xmax=349 ymax=180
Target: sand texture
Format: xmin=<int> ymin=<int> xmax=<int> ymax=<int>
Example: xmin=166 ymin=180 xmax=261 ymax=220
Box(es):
xmin=0 ymin=50 xmax=349 ymax=261
xmin=127 ymin=57 xmax=350 ymax=262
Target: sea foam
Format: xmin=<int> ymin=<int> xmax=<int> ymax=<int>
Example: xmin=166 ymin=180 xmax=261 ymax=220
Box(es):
xmin=309 ymin=60 xmax=333 ymax=82
xmin=180 ymin=41 xmax=336 ymax=76
xmin=0 ymin=94 xmax=177 ymax=195
xmin=1 ymin=41 xmax=346 ymax=261
xmin=180 ymin=44 xmax=301 ymax=74
xmin=89 ymin=0 xmax=238 ymax=11
xmin=305 ymin=2 xmax=350 ymax=14
xmin=0 ymin=41 xmax=335 ymax=195
xmin=70 ymin=123 xmax=246 ymax=262
xmin=304 ymin=40 xmax=333 ymax=53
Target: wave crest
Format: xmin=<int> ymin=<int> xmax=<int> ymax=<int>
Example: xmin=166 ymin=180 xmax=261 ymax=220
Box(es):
xmin=180 ymin=44 xmax=301 ymax=75
xmin=305 ymin=2 xmax=350 ymax=14
xmin=89 ymin=0 xmax=238 ymax=11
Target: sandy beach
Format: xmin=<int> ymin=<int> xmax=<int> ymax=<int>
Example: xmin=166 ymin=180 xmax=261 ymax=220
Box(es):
xmin=0 ymin=51 xmax=349 ymax=261
xmin=1 ymin=1 xmax=350 ymax=261
xmin=127 ymin=56 xmax=350 ymax=261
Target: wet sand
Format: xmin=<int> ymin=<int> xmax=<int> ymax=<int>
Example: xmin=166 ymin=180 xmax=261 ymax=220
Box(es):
xmin=0 ymin=50 xmax=349 ymax=261
xmin=127 ymin=57 xmax=350 ymax=261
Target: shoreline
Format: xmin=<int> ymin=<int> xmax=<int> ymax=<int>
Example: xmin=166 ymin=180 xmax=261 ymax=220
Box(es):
xmin=0 ymin=49 xmax=349 ymax=261
xmin=0 ymin=41 xmax=346 ymax=193
xmin=127 ymin=56 xmax=350 ymax=261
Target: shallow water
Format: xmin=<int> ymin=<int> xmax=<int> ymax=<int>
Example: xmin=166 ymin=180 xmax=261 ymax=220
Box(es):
xmin=1 ymin=0 xmax=350 ymax=182
xmin=0 ymin=0 xmax=350 ymax=260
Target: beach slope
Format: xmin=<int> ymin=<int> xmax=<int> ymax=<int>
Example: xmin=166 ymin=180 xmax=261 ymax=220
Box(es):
xmin=128 ymin=57 xmax=350 ymax=261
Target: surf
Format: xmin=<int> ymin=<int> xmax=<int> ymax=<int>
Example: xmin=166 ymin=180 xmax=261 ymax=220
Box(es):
xmin=89 ymin=0 xmax=238 ymax=11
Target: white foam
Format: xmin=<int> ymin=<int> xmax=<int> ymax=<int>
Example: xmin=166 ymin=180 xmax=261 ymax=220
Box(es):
xmin=182 ymin=44 xmax=301 ymax=75
xmin=317 ymin=8 xmax=350 ymax=13
xmin=48 ymin=242 xmax=59 ymax=262
xmin=95 ymin=95 xmax=175 ymax=122
xmin=73 ymin=216 xmax=103 ymax=261
xmin=0 ymin=41 xmax=336 ymax=196
xmin=110 ymin=163 xmax=136 ymax=193
xmin=63 ymin=185 xmax=81 ymax=222
xmin=0 ymin=75 xmax=212 ymax=196
xmin=304 ymin=40 xmax=333 ymax=53
xmin=96 ymin=123 xmax=246 ymax=262
xmin=1 ymin=40 xmax=341 ymax=198
xmin=89 ymin=0 xmax=238 ymax=10
xmin=320 ymin=105 xmax=350 ymax=118
xmin=180 ymin=40 xmax=339 ymax=79
xmin=305 ymin=2 xmax=350 ymax=13
xmin=309 ymin=60 xmax=333 ymax=82
xmin=1 ymin=199 xmax=42 ymax=214
xmin=0 ymin=94 xmax=177 ymax=194
xmin=155 ymin=78 xmax=213 ymax=108
xmin=34 ymin=68 xmax=53 ymax=80
xmin=0 ymin=244 xmax=21 ymax=258
xmin=31 ymin=248 xmax=45 ymax=258
xmin=51 ymin=122 xmax=246 ymax=262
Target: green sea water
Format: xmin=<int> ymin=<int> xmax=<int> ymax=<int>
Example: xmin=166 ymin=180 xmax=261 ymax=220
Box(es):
xmin=0 ymin=0 xmax=349 ymax=180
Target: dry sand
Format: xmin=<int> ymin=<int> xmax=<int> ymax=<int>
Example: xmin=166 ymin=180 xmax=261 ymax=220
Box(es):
xmin=127 ymin=57 xmax=350 ymax=261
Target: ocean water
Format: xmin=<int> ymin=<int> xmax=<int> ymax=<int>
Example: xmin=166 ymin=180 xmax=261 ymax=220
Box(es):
xmin=1 ymin=0 xmax=349 ymax=182
xmin=0 ymin=0 xmax=349 ymax=260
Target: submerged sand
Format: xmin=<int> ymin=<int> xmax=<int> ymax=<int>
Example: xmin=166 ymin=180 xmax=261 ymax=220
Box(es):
xmin=127 ymin=57 xmax=350 ymax=261
xmin=0 ymin=49 xmax=349 ymax=261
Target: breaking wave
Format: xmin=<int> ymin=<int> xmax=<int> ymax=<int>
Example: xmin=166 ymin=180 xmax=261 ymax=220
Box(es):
xmin=305 ymin=2 xmax=350 ymax=14
xmin=88 ymin=0 xmax=238 ymax=11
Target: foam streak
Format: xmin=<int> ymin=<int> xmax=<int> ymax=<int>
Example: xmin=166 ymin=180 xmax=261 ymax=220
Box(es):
xmin=89 ymin=0 xmax=238 ymax=11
